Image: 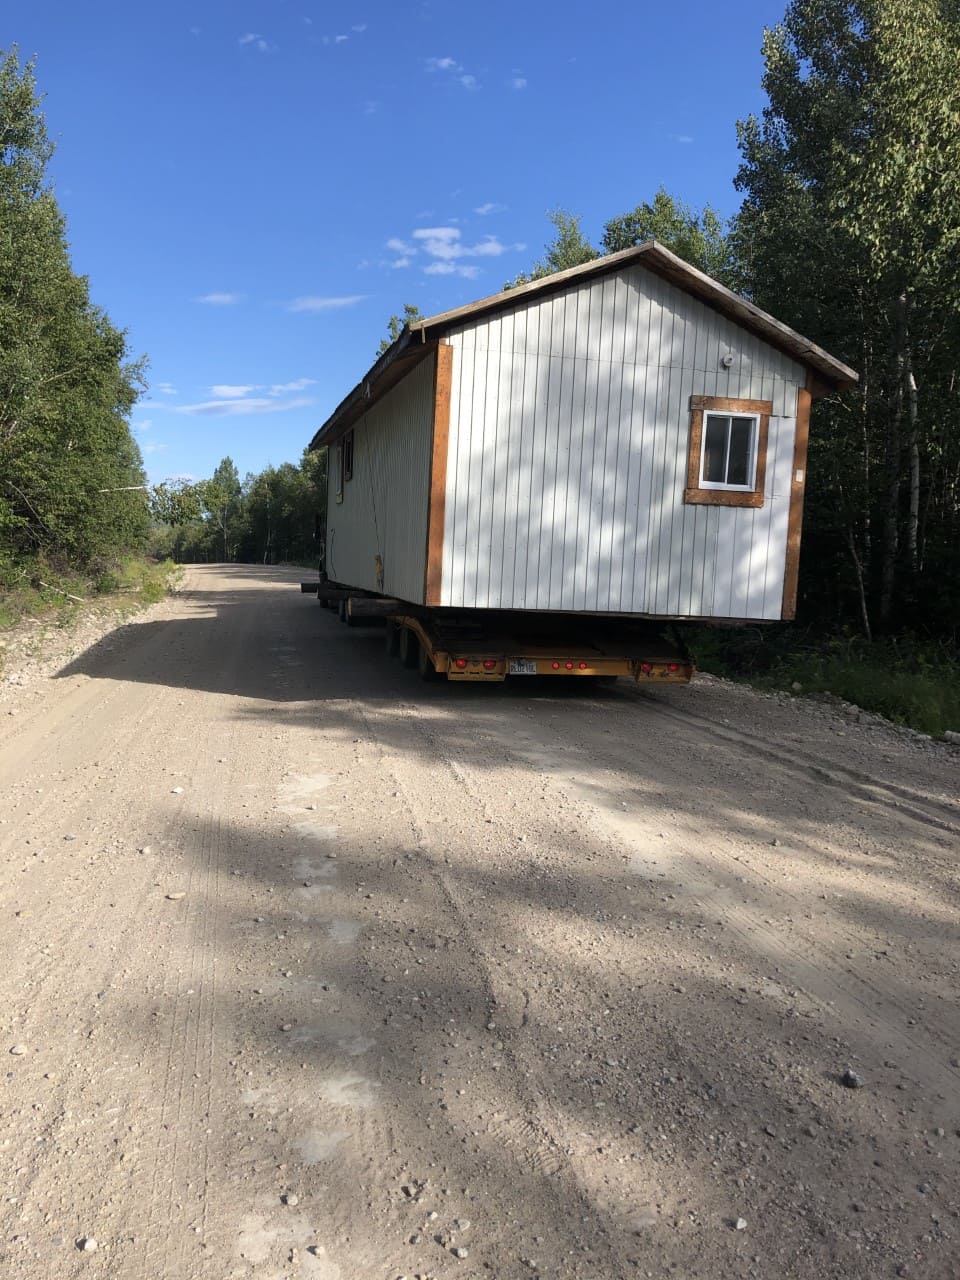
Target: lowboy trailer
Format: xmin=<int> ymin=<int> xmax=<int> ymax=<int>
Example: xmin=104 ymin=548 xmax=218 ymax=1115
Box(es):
xmin=301 ymin=580 xmax=694 ymax=685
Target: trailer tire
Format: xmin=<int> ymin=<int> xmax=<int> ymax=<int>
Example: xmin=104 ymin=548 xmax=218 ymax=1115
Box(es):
xmin=398 ymin=624 xmax=418 ymax=668
xmin=337 ymin=599 xmax=356 ymax=627
xmin=417 ymin=638 xmax=443 ymax=682
xmin=385 ymin=619 xmax=400 ymax=658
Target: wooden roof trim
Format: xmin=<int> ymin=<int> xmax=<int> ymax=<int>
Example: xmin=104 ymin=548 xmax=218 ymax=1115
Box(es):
xmin=309 ymin=335 xmax=435 ymax=449
xmin=411 ymin=241 xmax=858 ymax=392
xmin=309 ymin=241 xmax=858 ymax=449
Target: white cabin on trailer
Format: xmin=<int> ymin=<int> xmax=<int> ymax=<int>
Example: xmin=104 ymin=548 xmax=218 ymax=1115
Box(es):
xmin=310 ymin=242 xmax=857 ymax=623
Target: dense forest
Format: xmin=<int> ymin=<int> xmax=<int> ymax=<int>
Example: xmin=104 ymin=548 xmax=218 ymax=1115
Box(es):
xmin=3 ymin=1 xmax=959 ymax=667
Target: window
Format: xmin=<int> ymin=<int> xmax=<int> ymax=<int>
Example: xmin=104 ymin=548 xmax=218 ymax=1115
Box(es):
xmin=343 ymin=430 xmax=354 ymax=482
xmin=684 ymin=395 xmax=771 ymax=508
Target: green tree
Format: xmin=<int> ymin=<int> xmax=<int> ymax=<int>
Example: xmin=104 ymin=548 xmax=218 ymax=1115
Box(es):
xmin=378 ymin=303 xmax=424 ymax=355
xmin=508 ymin=209 xmax=597 ymax=287
xmin=0 ymin=47 xmax=148 ymax=571
xmin=602 ymin=187 xmax=733 ymax=283
xmin=732 ymin=0 xmax=960 ymax=634
xmin=201 ymin=457 xmax=242 ymax=562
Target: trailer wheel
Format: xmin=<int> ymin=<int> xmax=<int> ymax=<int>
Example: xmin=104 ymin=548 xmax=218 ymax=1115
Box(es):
xmin=337 ymin=599 xmax=356 ymax=627
xmin=398 ymin=624 xmax=418 ymax=668
xmin=417 ymin=638 xmax=443 ymax=682
xmin=385 ymin=619 xmax=400 ymax=658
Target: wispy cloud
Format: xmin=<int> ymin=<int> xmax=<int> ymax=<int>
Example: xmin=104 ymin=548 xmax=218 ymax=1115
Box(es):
xmin=210 ymin=384 xmax=256 ymax=399
xmin=269 ymin=378 xmax=317 ymax=395
xmin=133 ymin=419 xmax=154 ymax=432
xmin=175 ymin=396 xmax=315 ymax=417
xmin=352 ymin=23 xmax=368 ymax=33
xmin=474 ymin=201 xmax=506 ymax=216
xmin=426 ymin=55 xmax=479 ymax=90
xmin=239 ymin=32 xmax=274 ymax=53
xmin=668 ymin=132 xmax=695 ymax=144
xmin=286 ymin=294 xmax=366 ymax=313
xmin=141 ymin=441 xmax=167 ymax=455
xmin=383 ymin=227 xmax=525 ymax=278
xmin=154 ymin=382 xmax=178 ymax=396
xmin=509 ymin=76 xmax=527 ymax=90
xmin=196 ymin=292 xmax=242 ymax=306
xmin=363 ymin=100 xmax=379 ymax=116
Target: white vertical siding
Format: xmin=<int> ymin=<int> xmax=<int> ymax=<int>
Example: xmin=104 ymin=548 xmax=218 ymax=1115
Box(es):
xmin=325 ymin=352 xmax=434 ymax=604
xmin=442 ymin=263 xmax=805 ymax=620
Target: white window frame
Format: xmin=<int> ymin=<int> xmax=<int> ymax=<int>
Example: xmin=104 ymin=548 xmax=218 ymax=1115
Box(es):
xmin=698 ymin=410 xmax=760 ymax=492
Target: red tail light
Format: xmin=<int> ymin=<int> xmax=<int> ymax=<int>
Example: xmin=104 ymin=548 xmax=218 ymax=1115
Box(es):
xmin=578 ymin=662 xmax=588 ymax=670
xmin=668 ymin=663 xmax=679 ymax=673
xmin=641 ymin=662 xmax=653 ymax=675
xmin=455 ymin=658 xmax=467 ymax=669
xmin=551 ymin=661 xmax=560 ymax=670
xmin=482 ymin=659 xmax=497 ymax=671
xmin=564 ymin=661 xmax=574 ymax=670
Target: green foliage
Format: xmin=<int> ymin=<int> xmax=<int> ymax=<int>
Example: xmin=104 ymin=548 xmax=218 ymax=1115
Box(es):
xmin=378 ymin=303 xmax=424 ymax=355
xmin=691 ymin=626 xmax=960 ymax=740
xmin=732 ymin=0 xmax=960 ymax=634
xmin=0 ymin=47 xmax=148 ymax=576
xmin=508 ymin=209 xmax=597 ymax=287
xmin=602 ymin=187 xmax=734 ymax=283
xmin=149 ymin=448 xmax=326 ymax=567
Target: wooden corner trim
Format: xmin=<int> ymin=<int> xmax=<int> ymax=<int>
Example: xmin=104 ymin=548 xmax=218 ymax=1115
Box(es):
xmin=424 ymin=342 xmax=453 ymax=607
xmin=782 ymin=379 xmax=813 ymax=619
xmin=684 ymin=396 xmax=772 ymax=509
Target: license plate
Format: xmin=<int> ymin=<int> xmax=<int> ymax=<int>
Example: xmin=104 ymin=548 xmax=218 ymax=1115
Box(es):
xmin=508 ymin=659 xmax=537 ymax=675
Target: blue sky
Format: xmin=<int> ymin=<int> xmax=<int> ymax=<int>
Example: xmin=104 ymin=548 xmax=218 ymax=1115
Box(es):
xmin=7 ymin=1 xmax=785 ymax=485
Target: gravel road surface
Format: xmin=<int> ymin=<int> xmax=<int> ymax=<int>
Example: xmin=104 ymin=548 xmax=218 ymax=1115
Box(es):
xmin=1 ymin=564 xmax=958 ymax=1280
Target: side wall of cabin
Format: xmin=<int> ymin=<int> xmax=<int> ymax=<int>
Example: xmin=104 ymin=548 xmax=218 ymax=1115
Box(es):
xmin=325 ymin=351 xmax=435 ymax=603
xmin=440 ymin=265 xmax=806 ymax=621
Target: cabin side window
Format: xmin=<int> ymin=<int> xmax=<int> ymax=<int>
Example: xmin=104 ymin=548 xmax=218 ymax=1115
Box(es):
xmin=334 ymin=441 xmax=344 ymax=504
xmin=343 ymin=430 xmax=354 ymax=482
xmin=684 ymin=395 xmax=772 ymax=509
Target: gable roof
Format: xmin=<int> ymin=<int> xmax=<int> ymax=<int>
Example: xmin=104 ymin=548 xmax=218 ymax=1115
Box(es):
xmin=310 ymin=240 xmax=858 ymax=449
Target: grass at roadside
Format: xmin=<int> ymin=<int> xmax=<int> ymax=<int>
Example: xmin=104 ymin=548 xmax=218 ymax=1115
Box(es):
xmin=0 ymin=555 xmax=180 ymax=669
xmin=690 ymin=626 xmax=960 ymax=740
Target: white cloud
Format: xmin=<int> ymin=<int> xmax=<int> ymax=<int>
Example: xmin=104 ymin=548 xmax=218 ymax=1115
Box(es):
xmin=352 ymin=23 xmax=368 ymax=33
xmin=269 ymin=378 xmax=317 ymax=395
xmin=196 ymin=292 xmax=242 ymax=306
xmin=175 ymin=396 xmax=315 ymax=417
xmin=669 ymin=132 xmax=694 ymax=144
xmin=335 ymin=34 xmax=348 ymax=43
xmin=413 ymin=227 xmax=518 ymax=260
xmin=363 ymin=100 xmax=379 ymax=116
xmin=239 ymin=32 xmax=274 ymax=53
xmin=425 ymin=262 xmax=480 ymax=279
xmin=474 ymin=201 xmax=506 ymax=216
xmin=384 ymin=226 xmax=525 ymax=278
xmin=133 ymin=419 xmax=154 ymax=432
xmin=509 ymin=77 xmax=527 ymax=90
xmin=210 ymin=384 xmax=257 ymax=398
xmin=287 ymin=294 xmax=366 ymax=313
xmin=141 ymin=441 xmax=167 ymax=455
xmin=154 ymin=381 xmax=178 ymax=396
xmin=427 ymin=56 xmax=480 ymax=89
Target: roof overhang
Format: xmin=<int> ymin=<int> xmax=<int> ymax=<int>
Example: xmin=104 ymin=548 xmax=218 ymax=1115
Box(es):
xmin=309 ymin=241 xmax=858 ymax=450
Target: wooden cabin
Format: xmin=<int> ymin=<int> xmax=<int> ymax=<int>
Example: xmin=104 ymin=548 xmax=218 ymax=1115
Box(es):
xmin=309 ymin=242 xmax=857 ymax=624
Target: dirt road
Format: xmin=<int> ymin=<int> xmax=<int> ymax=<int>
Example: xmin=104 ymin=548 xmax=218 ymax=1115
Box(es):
xmin=1 ymin=564 xmax=958 ymax=1280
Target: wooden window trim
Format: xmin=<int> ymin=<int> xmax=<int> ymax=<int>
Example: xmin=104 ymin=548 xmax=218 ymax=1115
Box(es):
xmin=343 ymin=429 xmax=354 ymax=483
xmin=334 ymin=441 xmax=344 ymax=504
xmin=684 ymin=394 xmax=772 ymax=509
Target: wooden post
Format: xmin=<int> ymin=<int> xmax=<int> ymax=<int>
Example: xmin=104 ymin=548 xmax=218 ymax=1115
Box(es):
xmin=424 ymin=342 xmax=453 ymax=607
